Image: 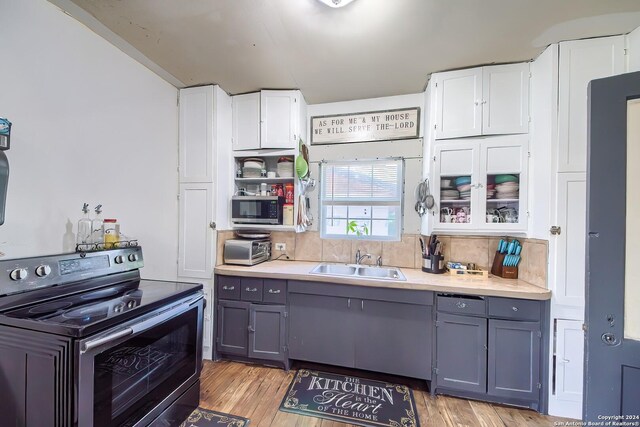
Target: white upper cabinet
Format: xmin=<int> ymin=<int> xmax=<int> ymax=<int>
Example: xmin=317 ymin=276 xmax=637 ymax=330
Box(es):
xmin=433 ymin=134 xmax=528 ymax=233
xmin=179 ymin=86 xmax=213 ymax=182
xmin=434 ymin=63 xmax=529 ymax=140
xmin=232 ymin=92 xmax=261 ymax=151
xmin=261 ymin=90 xmax=299 ymax=149
xmin=434 ymin=68 xmax=483 ymax=139
xmin=558 ymin=36 xmax=625 ymax=172
xmin=482 ymin=63 xmax=530 ymax=135
xmin=232 ymin=90 xmax=305 ymax=151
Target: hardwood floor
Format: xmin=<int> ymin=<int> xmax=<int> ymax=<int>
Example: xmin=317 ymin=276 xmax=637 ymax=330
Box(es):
xmin=199 ymin=360 xmax=573 ymax=426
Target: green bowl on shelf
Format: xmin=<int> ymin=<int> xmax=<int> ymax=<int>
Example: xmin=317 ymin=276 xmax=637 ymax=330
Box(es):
xmin=494 ymin=174 xmax=519 ymax=184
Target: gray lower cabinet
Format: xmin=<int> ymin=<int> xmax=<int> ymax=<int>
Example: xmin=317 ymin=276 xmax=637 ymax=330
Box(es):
xmin=434 ymin=294 xmax=546 ymax=411
xmin=356 ymin=299 xmax=432 ymax=379
xmin=217 ymin=300 xmax=287 ymax=362
xmin=248 ymin=304 xmax=287 ymax=361
xmin=288 ymin=282 xmax=433 ymax=380
xmin=217 ymin=300 xmax=250 ymax=356
xmin=288 ymin=293 xmax=356 ymax=367
xmin=435 ymin=312 xmax=487 ymax=393
xmin=488 ymin=319 xmax=540 ymax=400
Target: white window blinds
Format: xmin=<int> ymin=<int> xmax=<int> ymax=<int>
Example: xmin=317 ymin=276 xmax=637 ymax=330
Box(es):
xmin=320 ymin=159 xmax=404 ymax=241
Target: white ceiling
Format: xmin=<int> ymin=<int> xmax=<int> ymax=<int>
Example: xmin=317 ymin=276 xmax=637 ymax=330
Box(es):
xmin=63 ymin=0 xmax=640 ymax=103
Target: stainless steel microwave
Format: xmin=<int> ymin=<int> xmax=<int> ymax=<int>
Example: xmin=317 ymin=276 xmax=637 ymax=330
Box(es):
xmin=231 ymin=196 xmax=284 ymax=225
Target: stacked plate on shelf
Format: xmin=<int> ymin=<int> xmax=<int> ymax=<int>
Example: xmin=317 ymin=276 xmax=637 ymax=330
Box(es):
xmin=486 ymin=184 xmax=497 ymax=199
xmin=494 ymin=175 xmax=519 ymax=199
xmin=242 ymin=158 xmax=265 ymax=178
xmin=441 ymin=189 xmax=460 ymax=200
xmin=455 ymin=176 xmax=472 ymax=200
xmin=440 ymin=177 xmax=459 ymax=200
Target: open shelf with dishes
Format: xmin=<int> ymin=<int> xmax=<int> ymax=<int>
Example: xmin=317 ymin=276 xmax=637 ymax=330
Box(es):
xmin=432 ymin=135 xmax=528 ymax=233
xmin=232 ymin=152 xmax=314 ymax=233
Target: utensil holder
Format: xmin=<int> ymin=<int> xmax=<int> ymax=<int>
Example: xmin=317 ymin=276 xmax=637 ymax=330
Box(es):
xmin=501 ymin=266 xmax=519 ymax=279
xmin=431 ymin=254 xmax=445 ymax=274
xmin=491 ymin=251 xmax=506 ymax=276
xmin=421 ymin=255 xmax=432 ymax=272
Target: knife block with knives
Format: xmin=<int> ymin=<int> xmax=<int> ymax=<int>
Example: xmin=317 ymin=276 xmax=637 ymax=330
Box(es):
xmin=491 ymin=239 xmax=521 ymax=279
xmin=420 ymin=235 xmax=445 ymax=274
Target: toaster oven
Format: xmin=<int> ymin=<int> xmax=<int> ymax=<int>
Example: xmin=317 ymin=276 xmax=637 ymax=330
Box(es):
xmin=223 ymin=239 xmax=271 ymax=266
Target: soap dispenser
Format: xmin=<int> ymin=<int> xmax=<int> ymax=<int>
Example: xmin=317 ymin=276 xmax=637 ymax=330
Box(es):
xmin=90 ymin=204 xmax=103 ymax=244
xmin=76 ymin=203 xmax=91 ymax=244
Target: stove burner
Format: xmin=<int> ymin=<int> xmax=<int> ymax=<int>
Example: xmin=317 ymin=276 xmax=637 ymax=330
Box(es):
xmin=28 ymin=301 xmax=73 ymax=315
xmin=62 ymin=304 xmax=109 ymax=320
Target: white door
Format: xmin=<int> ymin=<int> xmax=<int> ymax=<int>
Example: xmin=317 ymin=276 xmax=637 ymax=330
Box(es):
xmin=554 ymin=319 xmax=584 ymax=413
xmin=232 ymin=92 xmax=261 ymax=151
xmin=261 ymin=90 xmax=298 ymax=149
xmin=552 ymin=173 xmax=587 ymax=308
xmin=558 ymin=36 xmax=625 ymax=172
xmin=482 ymin=63 xmax=530 ymax=135
xmin=480 ymin=135 xmax=529 ymax=232
xmin=434 ymin=68 xmax=483 ymax=139
xmin=178 ymin=183 xmax=215 ymax=279
xmin=433 ymin=141 xmax=478 ymax=230
xmin=179 ymin=86 xmax=213 ymax=182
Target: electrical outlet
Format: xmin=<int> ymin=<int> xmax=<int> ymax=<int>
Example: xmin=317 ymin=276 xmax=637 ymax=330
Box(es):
xmin=275 ymin=243 xmax=286 ymax=251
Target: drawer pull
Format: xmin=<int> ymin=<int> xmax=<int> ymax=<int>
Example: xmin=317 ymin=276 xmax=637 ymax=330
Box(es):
xmin=222 ymin=286 xmax=235 ymax=291
xmin=512 ymin=306 xmax=519 ymax=312
xmin=245 ymin=287 xmax=258 ymax=292
xmin=456 ymin=301 xmax=467 ymax=309
xmin=268 ymin=289 xmax=281 ymax=294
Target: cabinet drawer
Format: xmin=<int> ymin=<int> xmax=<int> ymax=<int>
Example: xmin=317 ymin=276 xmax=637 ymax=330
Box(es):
xmin=241 ymin=278 xmax=263 ymax=302
xmin=437 ymin=295 xmax=486 ymax=316
xmin=217 ymin=276 xmax=241 ymax=300
xmin=488 ymin=298 xmax=540 ymax=321
xmin=262 ymin=279 xmax=286 ymax=304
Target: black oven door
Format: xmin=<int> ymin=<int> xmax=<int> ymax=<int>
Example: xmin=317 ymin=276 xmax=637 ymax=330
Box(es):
xmin=76 ymin=292 xmax=203 ymax=427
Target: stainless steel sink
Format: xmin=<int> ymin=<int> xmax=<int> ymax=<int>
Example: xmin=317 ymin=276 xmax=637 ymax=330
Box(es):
xmin=310 ymin=263 xmax=406 ymax=281
xmin=357 ymin=266 xmax=406 ymax=280
xmin=310 ymin=263 xmax=358 ymax=276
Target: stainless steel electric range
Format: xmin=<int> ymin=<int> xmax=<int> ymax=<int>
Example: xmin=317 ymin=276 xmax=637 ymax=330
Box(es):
xmin=0 ymin=247 xmax=204 ymax=427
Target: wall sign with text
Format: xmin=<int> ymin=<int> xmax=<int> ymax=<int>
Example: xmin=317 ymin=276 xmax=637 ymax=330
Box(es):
xmin=311 ymin=107 xmax=420 ymax=145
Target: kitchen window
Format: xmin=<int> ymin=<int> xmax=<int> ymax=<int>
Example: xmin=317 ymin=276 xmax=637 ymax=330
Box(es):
xmin=320 ymin=159 xmax=404 ymax=241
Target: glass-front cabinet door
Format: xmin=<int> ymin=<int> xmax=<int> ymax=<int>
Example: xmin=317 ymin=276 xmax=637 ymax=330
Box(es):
xmin=432 ymin=135 xmax=528 ymax=233
xmin=480 ymin=135 xmax=528 ymax=231
xmin=433 ymin=141 xmax=479 ymax=230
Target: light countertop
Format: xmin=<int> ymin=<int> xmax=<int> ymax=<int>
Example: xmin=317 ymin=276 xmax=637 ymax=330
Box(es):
xmin=214 ymin=261 xmax=551 ymax=301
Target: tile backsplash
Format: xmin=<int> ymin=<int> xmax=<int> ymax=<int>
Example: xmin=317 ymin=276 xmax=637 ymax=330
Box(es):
xmin=216 ymin=231 xmax=548 ymax=289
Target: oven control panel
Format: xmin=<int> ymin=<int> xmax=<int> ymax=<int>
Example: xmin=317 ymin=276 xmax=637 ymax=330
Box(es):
xmin=0 ymin=247 xmax=144 ymax=297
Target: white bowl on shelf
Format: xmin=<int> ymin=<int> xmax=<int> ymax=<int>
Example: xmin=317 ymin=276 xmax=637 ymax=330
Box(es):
xmin=277 ymin=162 xmax=294 ymax=178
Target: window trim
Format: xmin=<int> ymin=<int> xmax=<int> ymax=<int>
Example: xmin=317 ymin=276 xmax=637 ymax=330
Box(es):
xmin=319 ymin=158 xmax=404 ymax=241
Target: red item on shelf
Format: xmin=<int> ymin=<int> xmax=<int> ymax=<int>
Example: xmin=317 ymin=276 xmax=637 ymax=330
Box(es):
xmin=285 ymin=183 xmax=294 ymax=204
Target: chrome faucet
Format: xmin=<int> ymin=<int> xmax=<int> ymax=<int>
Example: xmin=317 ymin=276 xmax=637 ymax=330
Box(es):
xmin=376 ymin=256 xmax=383 ymax=267
xmin=355 ymin=249 xmax=371 ymax=265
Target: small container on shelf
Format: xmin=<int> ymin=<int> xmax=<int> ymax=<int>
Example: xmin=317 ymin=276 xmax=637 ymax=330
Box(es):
xmin=103 ymin=219 xmax=120 ymax=248
xmin=284 ymin=183 xmax=294 ymax=204
xmin=90 ymin=204 xmax=104 ymax=244
xmin=283 ymin=204 xmax=294 ymax=226
xmin=77 ymin=203 xmax=92 ymax=245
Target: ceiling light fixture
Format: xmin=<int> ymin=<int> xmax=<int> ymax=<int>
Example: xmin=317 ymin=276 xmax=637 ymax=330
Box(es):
xmin=317 ymin=0 xmax=356 ymax=8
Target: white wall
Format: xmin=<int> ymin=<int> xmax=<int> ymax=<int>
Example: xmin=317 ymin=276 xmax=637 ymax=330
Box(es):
xmin=306 ymin=93 xmax=426 ymax=235
xmin=0 ymin=0 xmax=179 ymax=280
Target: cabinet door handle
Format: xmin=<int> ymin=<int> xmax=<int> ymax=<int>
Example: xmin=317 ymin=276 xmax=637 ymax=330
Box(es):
xmin=483 ymin=344 xmax=488 ymax=351
xmin=222 ymin=286 xmax=235 ymax=291
xmin=361 ymin=300 xmax=364 ymax=310
xmin=268 ymin=289 xmax=281 ymax=294
xmin=245 ymin=287 xmax=258 ymax=292
xmin=474 ymin=100 xmax=480 ymax=106
xmin=248 ymin=325 xmax=255 ymax=333
xmin=456 ymin=301 xmax=467 ymax=309
xmin=512 ymin=306 xmax=519 ymax=312
xmin=347 ymin=298 xmax=351 ymax=308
